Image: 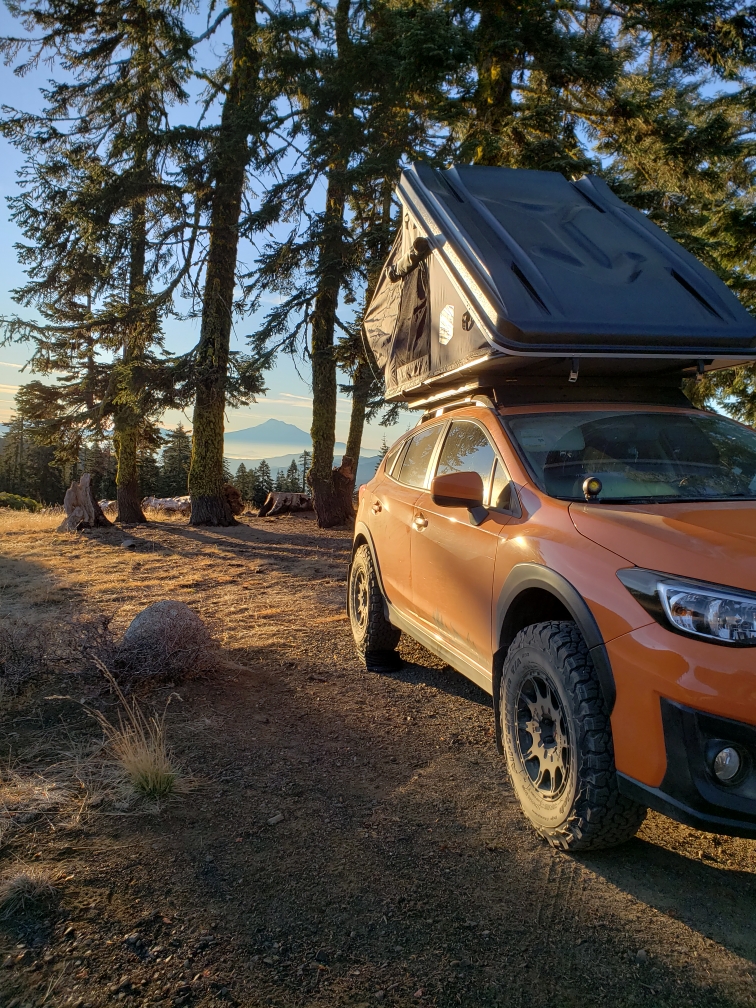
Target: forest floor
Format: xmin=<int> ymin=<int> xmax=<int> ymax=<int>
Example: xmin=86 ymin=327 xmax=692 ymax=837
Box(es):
xmin=1 ymin=508 xmax=756 ymax=1008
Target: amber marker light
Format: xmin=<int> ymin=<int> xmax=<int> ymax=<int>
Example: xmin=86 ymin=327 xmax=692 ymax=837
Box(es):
xmin=582 ymin=476 xmax=602 ymax=501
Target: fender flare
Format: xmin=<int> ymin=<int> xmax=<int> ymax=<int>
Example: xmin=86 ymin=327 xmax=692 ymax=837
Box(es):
xmin=492 ymin=562 xmax=616 ymax=753
xmin=350 ymin=522 xmax=391 ymax=622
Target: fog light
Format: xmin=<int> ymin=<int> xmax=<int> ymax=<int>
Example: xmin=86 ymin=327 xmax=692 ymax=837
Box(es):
xmin=712 ymin=746 xmax=741 ymax=782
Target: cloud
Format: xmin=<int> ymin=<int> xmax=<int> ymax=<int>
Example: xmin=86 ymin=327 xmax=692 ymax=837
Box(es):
xmin=0 ymin=361 xmax=23 ymax=369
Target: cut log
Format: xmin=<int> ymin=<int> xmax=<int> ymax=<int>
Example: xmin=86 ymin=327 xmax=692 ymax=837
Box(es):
xmin=142 ymin=495 xmax=192 ymax=515
xmin=58 ymin=473 xmax=113 ymax=532
xmin=258 ymin=492 xmax=314 ymax=517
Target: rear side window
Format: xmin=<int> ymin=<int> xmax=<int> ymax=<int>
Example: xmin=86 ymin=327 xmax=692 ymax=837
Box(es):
xmin=436 ymin=421 xmax=496 ymax=494
xmin=383 ymin=440 xmax=404 ymax=477
xmin=397 ymin=425 xmax=443 ymax=488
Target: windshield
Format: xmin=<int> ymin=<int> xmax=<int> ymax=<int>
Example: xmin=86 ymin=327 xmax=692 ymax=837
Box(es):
xmin=504 ymin=409 xmax=756 ymax=503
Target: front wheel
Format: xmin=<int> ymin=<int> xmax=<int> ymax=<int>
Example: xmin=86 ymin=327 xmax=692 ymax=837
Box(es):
xmin=348 ymin=544 xmax=401 ymax=669
xmin=500 ymin=621 xmax=646 ymax=851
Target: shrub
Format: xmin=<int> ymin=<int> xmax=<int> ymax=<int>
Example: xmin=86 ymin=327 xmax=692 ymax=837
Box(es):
xmin=0 ymin=492 xmax=42 ymax=512
xmin=0 ymin=868 xmax=58 ymax=918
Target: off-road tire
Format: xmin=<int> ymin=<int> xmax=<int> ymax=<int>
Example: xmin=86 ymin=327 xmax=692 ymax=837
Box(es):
xmin=348 ymin=544 xmax=401 ymax=659
xmin=500 ymin=620 xmax=646 ymax=851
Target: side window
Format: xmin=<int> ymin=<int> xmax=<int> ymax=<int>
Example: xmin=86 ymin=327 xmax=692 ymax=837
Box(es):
xmin=383 ymin=440 xmax=404 ymax=477
xmin=397 ymin=425 xmax=443 ymax=488
xmin=435 ymin=421 xmax=496 ymax=497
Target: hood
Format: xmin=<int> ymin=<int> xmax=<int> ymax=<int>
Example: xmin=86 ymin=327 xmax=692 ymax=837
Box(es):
xmin=570 ymin=501 xmax=756 ymax=593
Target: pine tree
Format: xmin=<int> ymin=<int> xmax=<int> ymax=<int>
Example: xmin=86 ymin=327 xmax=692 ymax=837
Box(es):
xmin=285 ymin=459 xmax=300 ymax=491
xmin=234 ymin=462 xmax=253 ymax=501
xmin=160 ymin=423 xmax=192 ymax=497
xmin=298 ymin=450 xmax=312 ymax=492
xmin=246 ymin=0 xmax=463 ymax=525
xmin=0 ymin=412 xmax=68 ymax=502
xmin=253 ymin=459 xmax=273 ymax=505
xmin=0 ymin=0 xmax=196 ymax=523
xmin=186 ymin=0 xmax=295 ymax=525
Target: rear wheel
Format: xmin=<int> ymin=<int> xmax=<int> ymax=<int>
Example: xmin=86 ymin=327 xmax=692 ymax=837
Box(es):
xmin=500 ymin=620 xmax=646 ymax=850
xmin=348 ymin=544 xmax=401 ymax=669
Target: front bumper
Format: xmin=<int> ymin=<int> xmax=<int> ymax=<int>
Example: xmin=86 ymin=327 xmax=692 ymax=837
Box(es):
xmin=618 ymin=699 xmax=756 ymax=839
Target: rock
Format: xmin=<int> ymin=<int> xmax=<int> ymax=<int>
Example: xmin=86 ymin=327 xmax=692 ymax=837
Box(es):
xmin=267 ymin=813 xmax=284 ymax=825
xmin=120 ymin=600 xmax=214 ymax=678
xmin=121 ymin=538 xmax=136 ymax=550
xmin=636 ymin=949 xmax=649 ymax=963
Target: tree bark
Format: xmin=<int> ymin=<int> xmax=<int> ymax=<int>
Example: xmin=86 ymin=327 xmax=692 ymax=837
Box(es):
xmin=115 ymin=55 xmax=151 ymax=525
xmin=309 ymin=0 xmax=354 ymax=528
xmin=189 ymin=0 xmax=259 ymax=526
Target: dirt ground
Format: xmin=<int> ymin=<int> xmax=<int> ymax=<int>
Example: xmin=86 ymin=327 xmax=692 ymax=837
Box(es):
xmin=1 ymin=509 xmax=756 ymax=1008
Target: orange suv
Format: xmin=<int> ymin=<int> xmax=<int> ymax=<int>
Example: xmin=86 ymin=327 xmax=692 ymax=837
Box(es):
xmin=348 ymin=394 xmax=756 ymax=849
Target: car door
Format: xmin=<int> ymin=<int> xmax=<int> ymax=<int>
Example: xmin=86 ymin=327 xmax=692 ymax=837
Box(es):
xmin=369 ymin=422 xmax=445 ymax=614
xmin=410 ymin=418 xmax=516 ymax=675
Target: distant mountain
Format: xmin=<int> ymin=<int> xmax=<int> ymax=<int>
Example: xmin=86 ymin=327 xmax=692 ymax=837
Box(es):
xmin=225 ymin=418 xmax=312 ymax=448
xmin=223 ymin=418 xmax=378 ymax=460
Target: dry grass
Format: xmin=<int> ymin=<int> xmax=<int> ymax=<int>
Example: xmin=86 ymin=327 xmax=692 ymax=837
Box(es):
xmin=91 ymin=664 xmax=180 ymax=798
xmin=0 ymin=866 xmax=59 ymax=918
xmin=0 ymin=506 xmax=64 ymax=533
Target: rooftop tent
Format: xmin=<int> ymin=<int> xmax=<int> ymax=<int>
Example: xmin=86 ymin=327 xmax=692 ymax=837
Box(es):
xmin=363 ymin=164 xmax=756 ymax=403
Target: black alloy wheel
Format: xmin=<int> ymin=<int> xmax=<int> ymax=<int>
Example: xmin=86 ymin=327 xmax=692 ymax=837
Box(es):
xmin=347 ymin=544 xmax=401 ymax=667
xmin=500 ymin=621 xmax=646 ymax=850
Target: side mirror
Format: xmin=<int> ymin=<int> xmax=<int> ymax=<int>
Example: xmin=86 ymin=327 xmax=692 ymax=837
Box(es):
xmin=431 ymin=471 xmax=484 ymax=508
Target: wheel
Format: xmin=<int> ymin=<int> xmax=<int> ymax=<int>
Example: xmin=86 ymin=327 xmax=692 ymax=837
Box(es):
xmin=500 ymin=621 xmax=646 ymax=851
xmin=348 ymin=544 xmax=401 ymax=668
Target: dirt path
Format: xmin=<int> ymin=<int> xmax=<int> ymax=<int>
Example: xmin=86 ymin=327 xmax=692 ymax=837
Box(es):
xmin=1 ymin=513 xmax=755 ymax=1008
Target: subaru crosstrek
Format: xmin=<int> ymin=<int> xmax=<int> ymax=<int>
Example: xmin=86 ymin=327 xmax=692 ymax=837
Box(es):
xmin=348 ymin=395 xmax=756 ymax=849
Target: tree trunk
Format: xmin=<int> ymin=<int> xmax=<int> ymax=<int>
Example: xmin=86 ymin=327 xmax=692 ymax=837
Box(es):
xmin=468 ymin=1 xmax=516 ymax=166
xmin=309 ymin=169 xmax=352 ymax=528
xmin=309 ymin=0 xmax=354 ymax=529
xmin=114 ymin=68 xmax=151 ymax=525
xmin=189 ymin=0 xmax=259 ymax=526
xmin=114 ymin=415 xmax=145 ymax=522
xmin=335 ymin=355 xmax=372 ymax=512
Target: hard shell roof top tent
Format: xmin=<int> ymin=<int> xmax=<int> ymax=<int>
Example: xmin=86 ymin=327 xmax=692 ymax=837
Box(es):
xmin=362 ymin=164 xmax=756 ymax=407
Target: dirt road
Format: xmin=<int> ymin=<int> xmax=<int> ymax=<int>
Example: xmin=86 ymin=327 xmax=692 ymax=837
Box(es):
xmin=1 ymin=513 xmax=755 ymax=1008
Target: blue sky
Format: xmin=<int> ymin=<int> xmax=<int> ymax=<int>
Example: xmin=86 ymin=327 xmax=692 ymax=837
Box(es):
xmin=0 ymin=4 xmax=410 ymax=449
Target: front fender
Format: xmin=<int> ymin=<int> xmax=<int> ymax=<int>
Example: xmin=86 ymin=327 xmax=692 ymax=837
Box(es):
xmin=492 ymin=562 xmax=616 ymax=753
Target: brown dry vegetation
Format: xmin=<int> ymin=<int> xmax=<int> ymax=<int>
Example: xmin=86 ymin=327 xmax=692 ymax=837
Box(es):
xmin=1 ymin=509 xmax=755 ymax=1008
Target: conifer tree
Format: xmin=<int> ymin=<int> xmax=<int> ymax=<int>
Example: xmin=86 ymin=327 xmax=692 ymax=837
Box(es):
xmin=253 ymin=458 xmax=273 ymax=505
xmin=248 ymin=0 xmax=464 ymax=525
xmin=0 ymin=0 xmax=197 ymax=522
xmin=186 ymin=0 xmax=299 ymax=525
xmin=160 ymin=423 xmax=192 ymax=496
xmin=298 ymin=450 xmax=311 ymax=492
xmin=285 ymin=459 xmax=300 ymax=491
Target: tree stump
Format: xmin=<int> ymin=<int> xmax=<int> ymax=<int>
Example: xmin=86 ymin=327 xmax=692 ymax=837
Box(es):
xmin=258 ymin=492 xmax=314 ymax=517
xmin=223 ymin=482 xmax=245 ymax=516
xmin=57 ymin=473 xmax=113 ymax=532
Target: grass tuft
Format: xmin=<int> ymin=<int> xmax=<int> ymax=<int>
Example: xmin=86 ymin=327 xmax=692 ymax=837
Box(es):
xmin=91 ymin=661 xmax=179 ymax=798
xmin=0 ymin=867 xmax=58 ymax=918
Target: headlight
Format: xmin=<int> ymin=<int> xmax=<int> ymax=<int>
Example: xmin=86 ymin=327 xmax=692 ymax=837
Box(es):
xmin=617 ymin=568 xmax=756 ymax=646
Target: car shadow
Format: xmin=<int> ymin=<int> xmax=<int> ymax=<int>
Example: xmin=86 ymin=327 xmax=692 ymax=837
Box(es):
xmin=577 ymin=835 xmax=756 ymax=964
